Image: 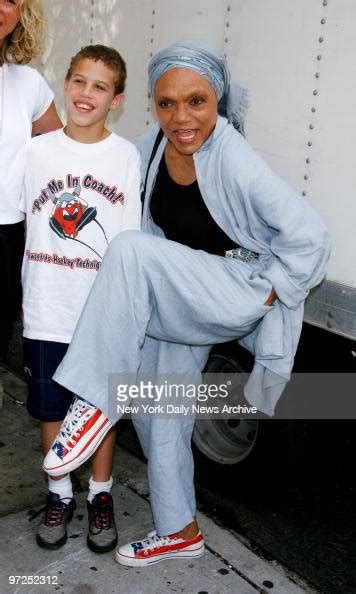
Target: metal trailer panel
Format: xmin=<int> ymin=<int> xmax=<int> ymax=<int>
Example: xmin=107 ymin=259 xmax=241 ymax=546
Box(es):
xmin=221 ymin=0 xmax=356 ymax=337
xmin=37 ymin=0 xmax=356 ymax=338
xmin=306 ymin=0 xmax=356 ymax=286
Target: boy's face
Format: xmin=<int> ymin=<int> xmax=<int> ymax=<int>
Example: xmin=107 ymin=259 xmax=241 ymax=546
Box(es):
xmin=64 ymin=58 xmax=124 ymax=131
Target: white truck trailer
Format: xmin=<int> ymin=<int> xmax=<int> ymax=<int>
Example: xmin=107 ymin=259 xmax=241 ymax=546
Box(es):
xmin=38 ymin=0 xmax=356 ymax=464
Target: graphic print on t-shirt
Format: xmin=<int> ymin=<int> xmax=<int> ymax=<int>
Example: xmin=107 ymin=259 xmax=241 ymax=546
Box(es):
xmin=30 ymin=173 xmax=125 ymax=261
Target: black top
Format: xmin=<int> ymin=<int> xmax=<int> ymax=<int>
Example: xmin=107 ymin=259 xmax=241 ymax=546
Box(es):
xmin=150 ymin=155 xmax=236 ymax=253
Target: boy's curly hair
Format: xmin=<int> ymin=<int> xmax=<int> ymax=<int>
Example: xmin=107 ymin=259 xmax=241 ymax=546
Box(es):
xmin=66 ymin=45 xmax=127 ymax=96
xmin=1 ymin=0 xmax=44 ymax=65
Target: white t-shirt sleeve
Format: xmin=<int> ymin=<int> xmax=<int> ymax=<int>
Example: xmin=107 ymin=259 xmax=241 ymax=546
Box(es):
xmin=31 ymin=69 xmax=54 ymax=123
xmin=121 ymin=151 xmax=142 ymax=231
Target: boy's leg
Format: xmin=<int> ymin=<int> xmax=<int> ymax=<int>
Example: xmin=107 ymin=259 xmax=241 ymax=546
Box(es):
xmin=24 ymin=339 xmax=75 ymax=549
xmin=41 ymin=420 xmax=74 ymax=497
xmin=86 ymin=427 xmax=118 ymax=553
xmin=38 ymin=389 xmax=118 ymax=553
xmin=90 ymin=427 xmax=116 ymax=482
xmin=41 ymin=420 xmax=62 ymax=454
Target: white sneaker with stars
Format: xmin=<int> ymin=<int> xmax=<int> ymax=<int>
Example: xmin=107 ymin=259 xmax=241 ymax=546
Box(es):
xmin=115 ymin=530 xmax=205 ymax=567
xmin=43 ymin=396 xmax=112 ymax=476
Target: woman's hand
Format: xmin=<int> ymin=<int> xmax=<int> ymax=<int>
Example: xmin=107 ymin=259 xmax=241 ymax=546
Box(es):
xmin=264 ymin=288 xmax=277 ymax=306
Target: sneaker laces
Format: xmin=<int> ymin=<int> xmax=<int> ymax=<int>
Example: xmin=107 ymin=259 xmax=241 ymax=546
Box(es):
xmin=90 ymin=495 xmax=114 ymax=533
xmin=140 ymin=533 xmax=179 ymax=552
xmin=44 ymin=496 xmax=72 ymax=526
xmin=30 ymin=494 xmax=73 ymax=526
xmin=57 ymin=397 xmax=94 ymax=447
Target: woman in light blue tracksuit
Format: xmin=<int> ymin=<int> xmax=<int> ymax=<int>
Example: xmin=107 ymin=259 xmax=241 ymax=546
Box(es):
xmin=48 ymin=39 xmax=330 ymax=566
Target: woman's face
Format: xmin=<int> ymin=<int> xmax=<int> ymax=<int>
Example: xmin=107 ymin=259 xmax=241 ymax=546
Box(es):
xmin=0 ymin=0 xmax=21 ymax=45
xmin=154 ymin=67 xmax=218 ymax=156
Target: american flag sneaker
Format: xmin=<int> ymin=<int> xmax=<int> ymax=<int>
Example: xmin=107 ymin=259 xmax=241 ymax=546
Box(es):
xmin=115 ymin=530 xmax=205 ymax=567
xmin=43 ymin=396 xmax=112 ymax=476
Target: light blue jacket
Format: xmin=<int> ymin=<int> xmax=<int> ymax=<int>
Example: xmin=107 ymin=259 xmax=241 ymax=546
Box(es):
xmin=136 ymin=116 xmax=330 ymax=414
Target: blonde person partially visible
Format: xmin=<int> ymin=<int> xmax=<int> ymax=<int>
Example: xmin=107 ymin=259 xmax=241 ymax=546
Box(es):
xmin=0 ymin=0 xmax=61 ymax=362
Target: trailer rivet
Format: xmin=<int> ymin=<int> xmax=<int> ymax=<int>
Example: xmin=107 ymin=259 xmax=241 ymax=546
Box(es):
xmin=323 ymin=0 xmax=328 ymax=6
xmin=226 ymin=22 xmax=230 ymax=27
xmin=315 ymin=72 xmax=320 ymax=78
xmin=309 ymin=124 xmax=314 ymax=130
xmin=313 ymin=90 xmax=318 ymax=95
xmin=319 ymin=37 xmax=324 ymax=43
xmin=317 ymin=54 xmax=322 ymax=60
xmin=311 ymin=107 xmax=316 ymax=112
xmin=307 ymin=141 xmax=313 ymax=147
xmin=302 ymin=191 xmax=307 ymax=196
xmin=321 ymin=18 xmax=326 ymax=24
xmin=227 ymin=5 xmax=231 ymax=11
xmin=306 ymin=158 xmax=310 ymax=163
xmin=225 ymin=37 xmax=229 ymax=43
xmin=304 ymin=175 xmax=309 ymax=180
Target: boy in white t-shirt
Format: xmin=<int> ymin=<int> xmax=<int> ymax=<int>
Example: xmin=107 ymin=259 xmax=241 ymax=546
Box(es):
xmin=20 ymin=45 xmax=141 ymax=553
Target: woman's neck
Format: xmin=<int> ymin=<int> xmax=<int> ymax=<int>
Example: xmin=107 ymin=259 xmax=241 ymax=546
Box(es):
xmin=164 ymin=142 xmax=197 ymax=186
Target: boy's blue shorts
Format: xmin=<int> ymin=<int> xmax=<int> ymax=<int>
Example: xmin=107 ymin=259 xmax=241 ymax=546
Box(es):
xmin=23 ymin=338 xmax=74 ymax=422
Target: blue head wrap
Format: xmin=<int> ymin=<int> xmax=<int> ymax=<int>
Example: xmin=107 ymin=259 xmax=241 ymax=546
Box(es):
xmin=148 ymin=39 xmax=247 ymax=135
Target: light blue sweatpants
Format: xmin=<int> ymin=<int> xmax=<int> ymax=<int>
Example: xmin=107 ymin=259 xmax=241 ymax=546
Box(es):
xmin=54 ymin=230 xmax=273 ymax=535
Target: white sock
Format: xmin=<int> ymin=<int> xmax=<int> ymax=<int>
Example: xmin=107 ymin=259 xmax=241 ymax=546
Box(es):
xmin=87 ymin=475 xmax=113 ymax=503
xmin=48 ymin=474 xmax=73 ymax=501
